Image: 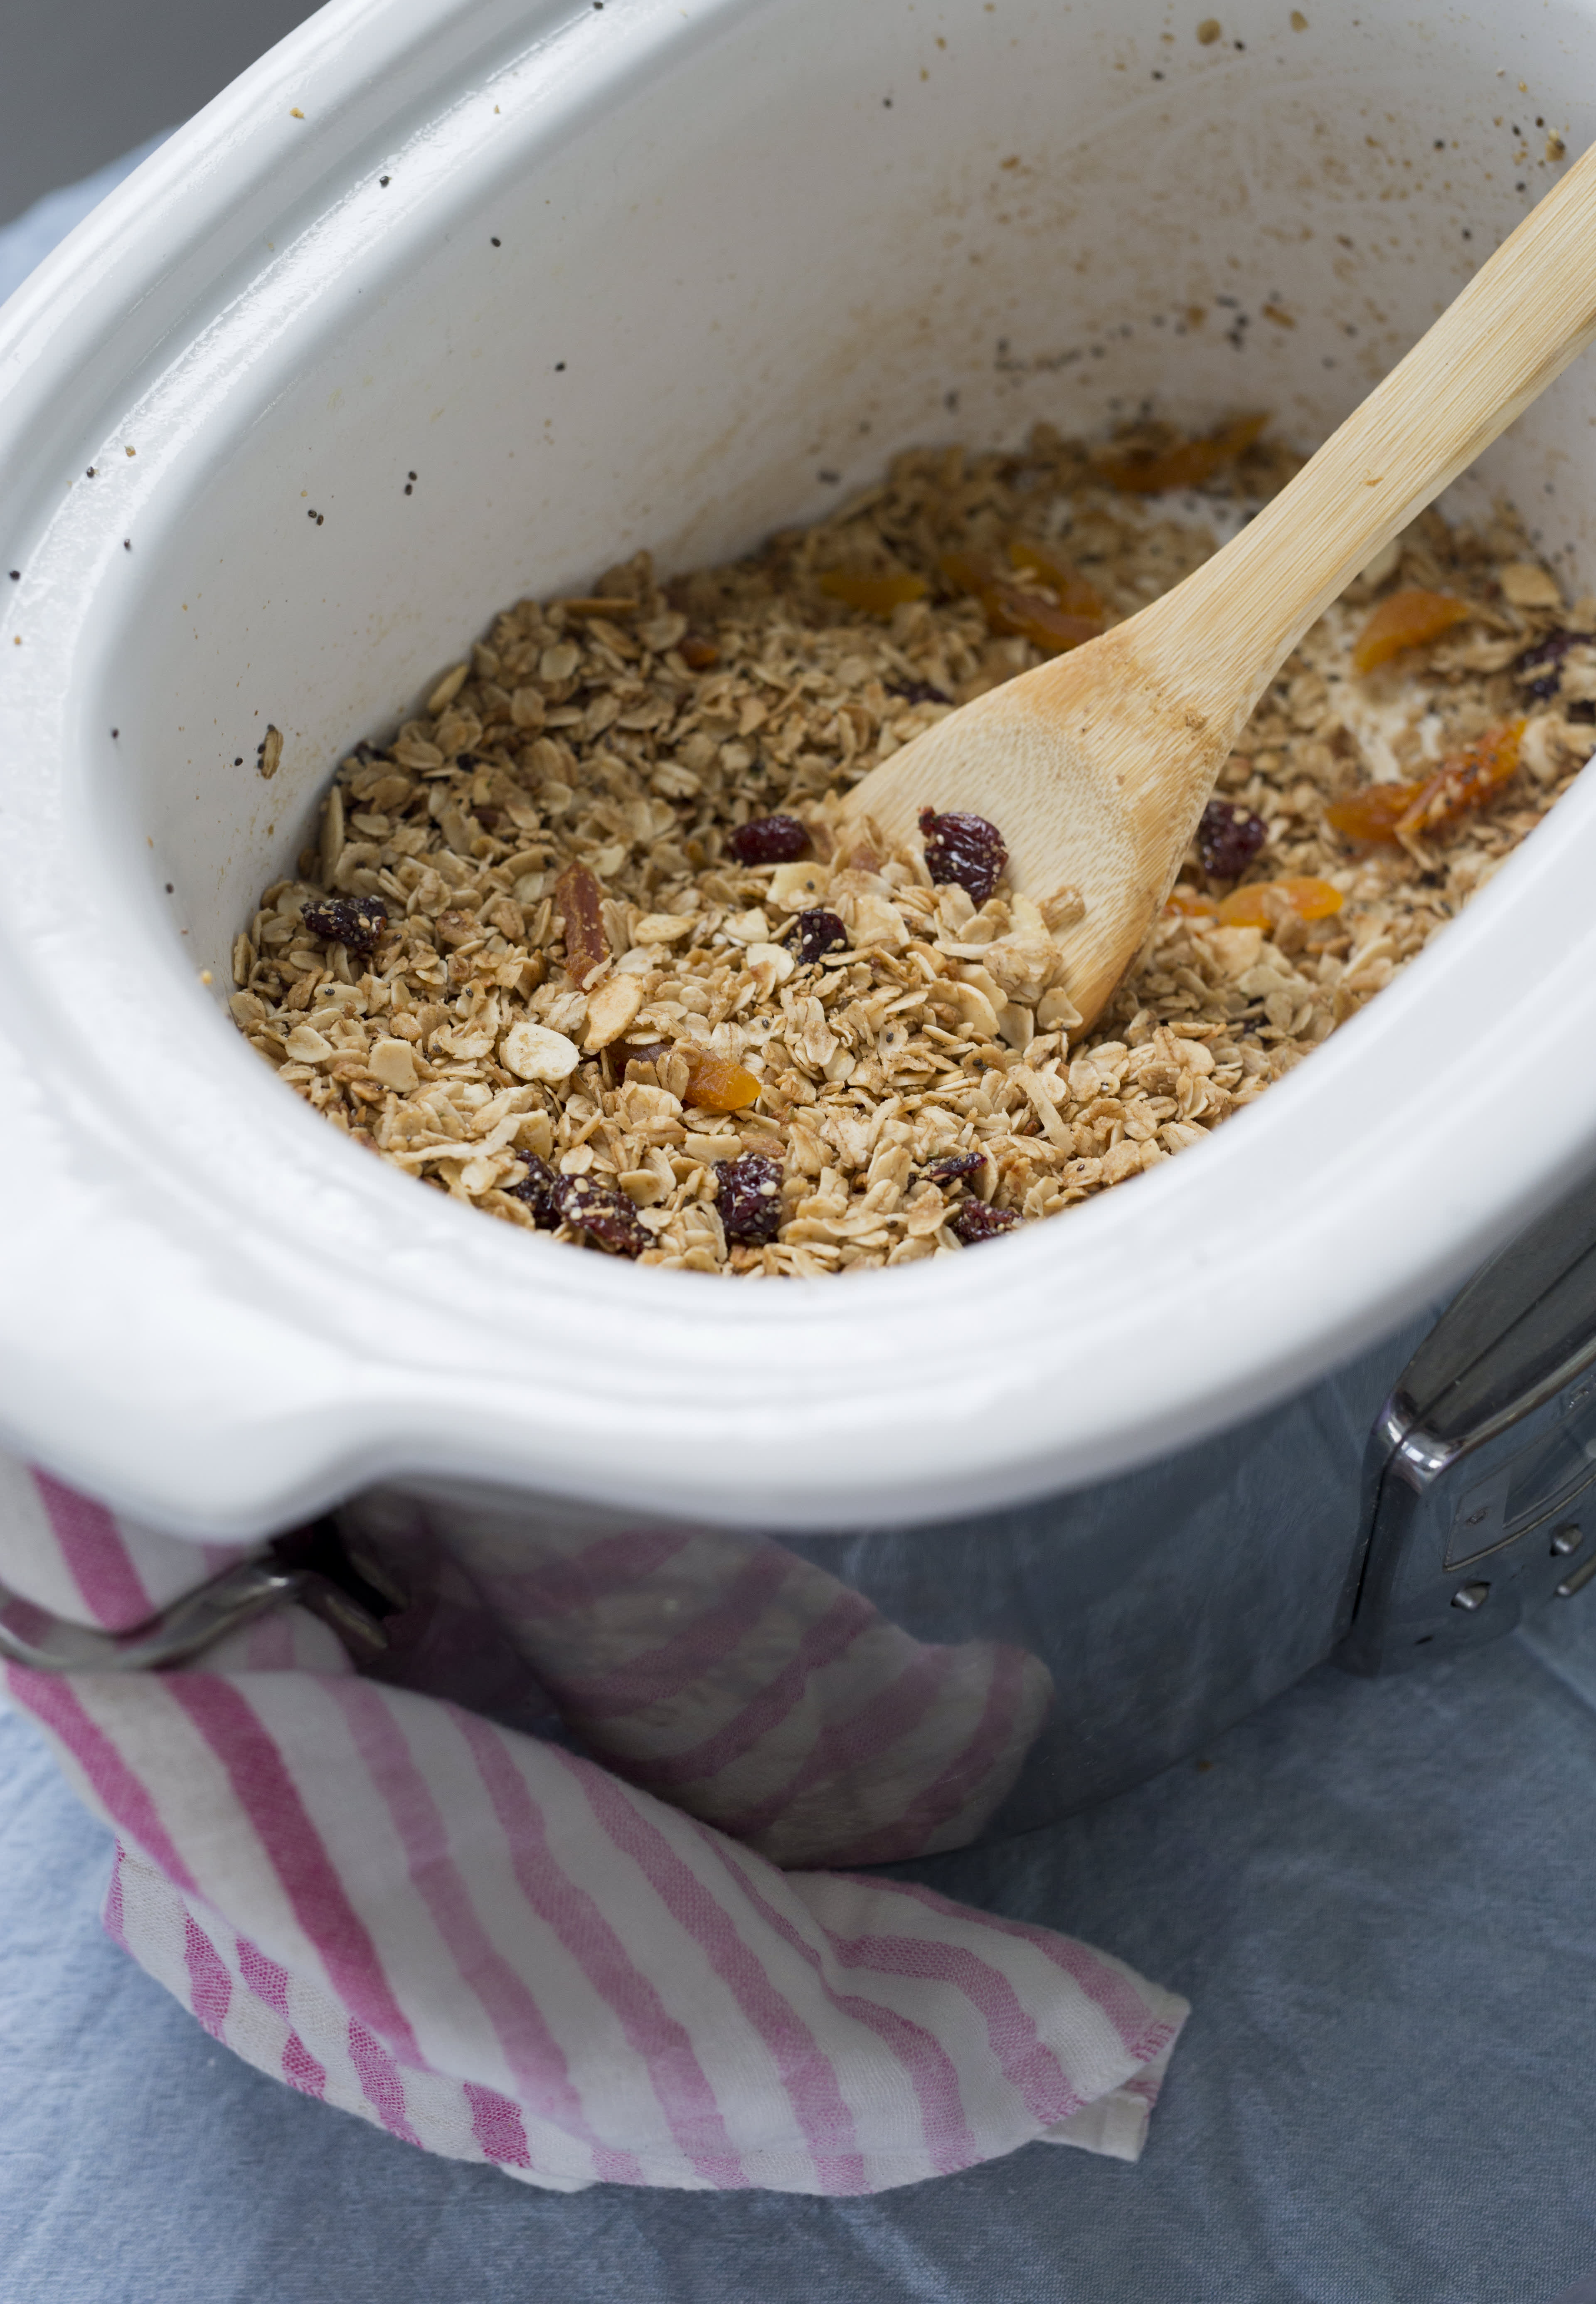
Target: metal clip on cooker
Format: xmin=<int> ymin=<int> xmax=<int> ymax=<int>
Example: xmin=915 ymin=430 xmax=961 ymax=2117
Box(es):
xmin=1341 ymin=1165 xmax=1596 ymax=1674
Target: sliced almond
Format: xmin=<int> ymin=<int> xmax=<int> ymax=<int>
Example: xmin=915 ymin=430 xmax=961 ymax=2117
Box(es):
xmin=584 ymin=973 xmax=645 ymax=1050
xmin=501 ymin=1021 xmax=581 ymax=1082
xmin=426 ymin=662 xmax=470 ymax=714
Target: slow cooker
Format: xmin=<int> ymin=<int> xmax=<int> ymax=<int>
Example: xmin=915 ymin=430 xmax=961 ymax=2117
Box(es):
xmin=5 ymin=0 xmax=1596 ymax=1838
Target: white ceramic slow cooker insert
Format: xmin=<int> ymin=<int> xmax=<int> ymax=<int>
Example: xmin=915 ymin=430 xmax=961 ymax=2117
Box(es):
xmin=3 ymin=0 xmax=1596 ymax=1544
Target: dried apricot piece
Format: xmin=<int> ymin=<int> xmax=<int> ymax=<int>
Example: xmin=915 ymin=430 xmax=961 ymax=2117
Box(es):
xmin=1323 ymin=783 xmax=1416 ymax=843
xmin=1215 ymin=876 xmax=1344 ymax=927
xmin=1274 ymin=876 xmax=1345 ymax=921
xmin=818 ymin=568 xmax=929 ymax=616
xmin=681 ymin=1048 xmax=761 ymax=1112
xmin=1325 ymin=720 xmax=1525 ymax=843
xmin=1352 ymin=587 xmax=1473 ymax=675
xmin=938 ymin=549 xmax=993 ymax=599
xmin=938 ymin=550 xmax=1101 ymax=655
xmin=986 ymin=588 xmax=1103 ymax=655
xmin=1006 ymin=538 xmax=1106 ymax=621
xmin=1396 ymin=717 xmax=1525 ymax=838
xmin=1164 ymin=887 xmax=1219 ymax=920
xmin=1099 ymin=412 xmax=1268 ymax=495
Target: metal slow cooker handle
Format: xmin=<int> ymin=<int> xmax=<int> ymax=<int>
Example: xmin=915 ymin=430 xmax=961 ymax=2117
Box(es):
xmin=0 ymin=1520 xmax=404 ymax=1673
xmin=1342 ymin=1164 xmax=1596 ymax=1673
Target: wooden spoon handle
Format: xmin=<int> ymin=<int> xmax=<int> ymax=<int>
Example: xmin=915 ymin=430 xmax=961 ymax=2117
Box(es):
xmin=1141 ymin=133 xmax=1596 ymax=717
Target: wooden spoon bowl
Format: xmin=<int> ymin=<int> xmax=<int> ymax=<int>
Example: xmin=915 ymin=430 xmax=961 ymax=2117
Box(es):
xmin=842 ymin=133 xmax=1596 ymax=1030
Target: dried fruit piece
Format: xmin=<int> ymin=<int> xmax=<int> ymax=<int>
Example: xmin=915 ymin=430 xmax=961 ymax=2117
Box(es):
xmin=1325 ymin=720 xmax=1525 ymax=843
xmin=794 ymin=908 xmax=849 ymax=966
xmin=677 ymin=633 xmax=719 ymax=670
xmin=919 ymin=808 xmax=1009 ymax=905
xmin=715 ymin=1151 xmax=785 ymax=1244
xmin=986 ymin=589 xmax=1104 ymax=656
xmin=1006 ymin=538 xmax=1106 ymax=621
xmin=949 ymin=1201 xmax=1022 ymax=1245
xmin=300 ymin=894 xmax=389 ymax=957
xmin=1273 ymin=877 xmax=1344 ymax=922
xmin=551 ymin=1173 xmax=649 ymax=1257
xmin=818 ymin=568 xmax=930 ymax=616
xmin=611 ymin=1037 xmax=672 ymax=1074
xmin=1396 ymin=718 xmax=1526 ymax=839
xmin=727 ymin=814 xmax=810 ymax=866
xmin=1165 ymin=887 xmax=1220 ymax=920
xmin=939 ymin=550 xmax=1101 ymax=655
xmin=505 ymin=1155 xmax=559 ymax=1225
xmin=925 ymin=1150 xmax=986 ymax=1185
xmin=1215 ymin=876 xmax=1344 ymax=927
xmin=554 ymin=861 xmax=609 ymax=987
xmin=680 ymin=1048 xmax=762 ymax=1112
xmin=887 ymin=678 xmax=952 ymax=707
xmin=1352 ymin=587 xmax=1473 ymax=675
xmin=1197 ymin=798 xmax=1268 ymax=880
xmin=1515 ymin=628 xmax=1580 ymax=700
xmin=1098 ymin=413 xmax=1268 ymax=495
xmin=1322 ymin=782 xmax=1414 ymax=843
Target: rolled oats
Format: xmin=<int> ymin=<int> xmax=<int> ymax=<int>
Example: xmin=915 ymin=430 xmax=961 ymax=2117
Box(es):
xmin=233 ymin=421 xmax=1592 ymax=1272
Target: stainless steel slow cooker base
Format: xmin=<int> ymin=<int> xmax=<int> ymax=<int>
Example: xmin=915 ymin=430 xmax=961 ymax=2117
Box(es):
xmin=343 ymin=1156 xmax=1596 ymax=1844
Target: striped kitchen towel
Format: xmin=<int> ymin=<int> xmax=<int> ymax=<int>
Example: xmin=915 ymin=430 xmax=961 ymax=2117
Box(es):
xmin=0 ymin=1460 xmax=1188 ymax=2193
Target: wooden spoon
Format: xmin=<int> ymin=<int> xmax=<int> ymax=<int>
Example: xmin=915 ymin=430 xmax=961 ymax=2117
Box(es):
xmin=841 ymin=138 xmax=1596 ymax=1030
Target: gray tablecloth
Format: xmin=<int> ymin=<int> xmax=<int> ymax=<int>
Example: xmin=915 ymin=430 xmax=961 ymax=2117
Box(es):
xmin=6 ymin=1602 xmax=1596 ymax=2303
xmin=3 ymin=152 xmax=1596 ymax=2304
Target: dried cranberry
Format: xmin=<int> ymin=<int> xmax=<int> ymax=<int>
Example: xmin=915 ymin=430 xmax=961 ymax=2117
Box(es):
xmin=1515 ymin=627 xmax=1580 ymax=701
xmin=1196 ymin=799 xmax=1267 ymax=881
xmin=300 ymin=894 xmax=389 ymax=957
xmin=794 ymin=909 xmax=849 ymax=966
xmin=919 ymin=808 xmax=1008 ymax=904
xmin=728 ymin=814 xmax=810 ymax=866
xmin=552 ymin=1173 xmax=648 ymax=1258
xmin=949 ymin=1201 xmax=1022 ymax=1246
xmin=715 ymin=1151 xmax=784 ymax=1245
xmin=925 ymin=1150 xmax=985 ymax=1185
xmin=505 ymin=1155 xmax=559 ymax=1226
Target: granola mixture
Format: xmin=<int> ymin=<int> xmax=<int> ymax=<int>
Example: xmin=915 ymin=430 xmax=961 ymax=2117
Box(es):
xmin=229 ymin=421 xmax=1596 ymax=1275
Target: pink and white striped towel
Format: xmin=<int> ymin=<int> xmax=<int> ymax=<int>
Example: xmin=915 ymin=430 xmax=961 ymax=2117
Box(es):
xmin=0 ymin=1460 xmax=1188 ymax=2192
